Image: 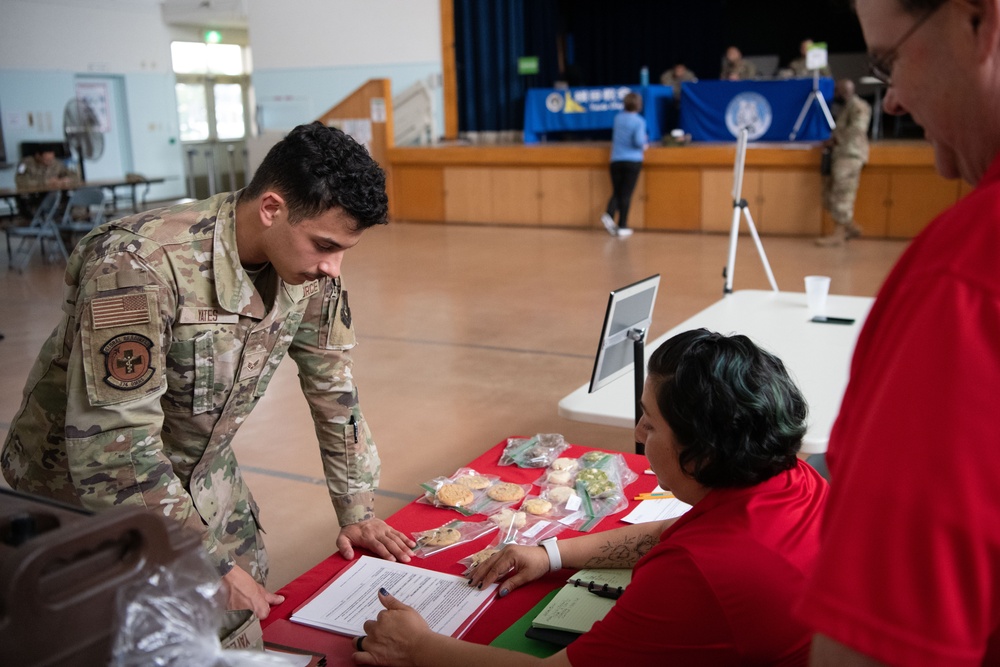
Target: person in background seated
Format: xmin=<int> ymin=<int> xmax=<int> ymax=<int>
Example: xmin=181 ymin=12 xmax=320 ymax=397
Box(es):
xmin=659 ymin=63 xmax=698 ymax=96
xmin=721 ymin=45 xmax=758 ymax=80
xmin=660 ymin=63 xmax=698 ymax=130
xmin=353 ymin=329 xmax=829 ymax=667
xmin=787 ymin=39 xmax=833 ymax=78
xmin=14 ymin=146 xmax=80 ymax=219
xmin=15 ymin=147 xmax=79 ymax=190
xmin=601 ymin=91 xmax=647 ymax=239
xmin=816 ymin=79 xmax=871 ymax=247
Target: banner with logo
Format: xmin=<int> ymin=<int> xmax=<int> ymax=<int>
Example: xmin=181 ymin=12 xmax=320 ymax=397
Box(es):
xmin=679 ymin=78 xmax=834 ymax=142
xmin=523 ymin=84 xmax=673 ymax=144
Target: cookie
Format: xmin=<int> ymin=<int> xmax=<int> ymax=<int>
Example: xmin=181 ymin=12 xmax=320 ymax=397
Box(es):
xmin=436 ymin=483 xmax=475 ymax=507
xmin=470 ymin=547 xmax=499 ymax=569
xmin=550 ymin=457 xmax=577 ymax=471
xmin=523 ymin=498 xmax=552 ymax=515
xmin=420 ymin=526 xmax=462 ymax=546
xmin=487 ymin=482 xmax=526 ymax=502
xmin=546 ymin=470 xmax=572 ymax=486
xmin=489 ymin=508 xmax=527 ymax=530
xmin=545 ymin=486 xmax=578 ymax=504
xmin=456 ymin=474 xmax=491 ymax=490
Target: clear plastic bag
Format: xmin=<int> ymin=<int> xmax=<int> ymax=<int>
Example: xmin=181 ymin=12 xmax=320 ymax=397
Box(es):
xmin=558 ymin=452 xmax=639 ymax=532
xmin=111 ymin=550 xmax=295 ymax=666
xmin=460 ymin=515 xmax=565 ymax=576
xmin=498 ymin=434 xmax=569 ymax=468
xmin=417 ymin=467 xmax=502 ymax=516
xmin=412 ymin=519 xmax=498 ymax=558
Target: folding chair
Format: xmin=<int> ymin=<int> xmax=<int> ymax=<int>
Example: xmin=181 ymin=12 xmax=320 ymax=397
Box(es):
xmin=7 ymin=191 xmax=68 ymax=272
xmin=59 ymin=186 xmax=107 ymax=247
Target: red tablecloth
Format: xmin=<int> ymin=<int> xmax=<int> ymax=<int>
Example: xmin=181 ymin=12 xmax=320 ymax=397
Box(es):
xmin=261 ymin=439 xmax=655 ymax=660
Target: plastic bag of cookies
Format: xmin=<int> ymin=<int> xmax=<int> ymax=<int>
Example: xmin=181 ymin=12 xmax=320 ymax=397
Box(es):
xmin=498 ymin=433 xmax=569 ymax=468
xmin=412 ymin=519 xmax=498 ymax=558
xmin=460 ymin=516 xmax=566 ymax=576
xmin=417 ymin=467 xmax=501 ymax=516
xmin=463 ymin=480 xmax=532 ymax=517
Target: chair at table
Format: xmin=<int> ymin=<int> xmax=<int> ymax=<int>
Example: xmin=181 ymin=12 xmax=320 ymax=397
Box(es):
xmin=59 ymin=187 xmax=107 ymax=247
xmin=7 ymin=191 xmax=68 ymax=272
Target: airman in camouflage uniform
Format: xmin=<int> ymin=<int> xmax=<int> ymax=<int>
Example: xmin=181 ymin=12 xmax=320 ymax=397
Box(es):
xmin=817 ymin=79 xmax=872 ymax=247
xmin=721 ymin=46 xmax=758 ymax=81
xmin=2 ymin=123 xmax=414 ymax=620
xmin=15 ymin=150 xmax=80 ymax=190
xmin=14 ymin=149 xmax=81 ymax=219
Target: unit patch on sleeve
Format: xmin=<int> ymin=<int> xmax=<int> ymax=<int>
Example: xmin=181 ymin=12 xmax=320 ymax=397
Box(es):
xmin=101 ymin=333 xmax=156 ymax=390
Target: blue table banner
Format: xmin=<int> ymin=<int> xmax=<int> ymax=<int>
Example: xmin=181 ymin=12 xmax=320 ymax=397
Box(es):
xmin=679 ymin=78 xmax=835 ymax=142
xmin=523 ymin=85 xmax=673 ymax=144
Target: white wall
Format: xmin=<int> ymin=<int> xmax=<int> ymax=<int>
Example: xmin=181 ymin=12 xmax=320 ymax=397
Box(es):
xmin=247 ymin=0 xmax=444 ymax=135
xmin=0 ymin=0 xmax=445 ymax=193
xmin=0 ymin=0 xmax=186 ymax=198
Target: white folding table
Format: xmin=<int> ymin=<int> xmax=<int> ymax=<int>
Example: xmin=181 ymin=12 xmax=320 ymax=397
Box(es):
xmin=558 ymin=289 xmax=874 ymax=455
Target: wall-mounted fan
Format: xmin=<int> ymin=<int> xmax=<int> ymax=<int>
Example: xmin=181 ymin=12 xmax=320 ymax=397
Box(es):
xmin=64 ymin=98 xmax=105 ymax=181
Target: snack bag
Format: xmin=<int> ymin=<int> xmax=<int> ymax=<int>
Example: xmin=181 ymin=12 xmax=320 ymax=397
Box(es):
xmin=412 ymin=519 xmax=498 ymax=558
xmin=498 ymin=434 xmax=569 ymax=468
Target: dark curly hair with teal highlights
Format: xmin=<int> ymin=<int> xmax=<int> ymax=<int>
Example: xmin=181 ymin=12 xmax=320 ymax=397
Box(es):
xmin=242 ymin=121 xmax=388 ymax=229
xmin=647 ymin=328 xmax=807 ymax=488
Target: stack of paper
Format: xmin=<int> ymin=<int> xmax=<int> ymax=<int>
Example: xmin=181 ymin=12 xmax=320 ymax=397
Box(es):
xmin=291 ymin=556 xmax=498 ymax=639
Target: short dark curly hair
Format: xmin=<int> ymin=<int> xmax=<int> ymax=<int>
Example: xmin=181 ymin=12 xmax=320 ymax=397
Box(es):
xmin=647 ymin=328 xmax=807 ymax=488
xmin=242 ymin=121 xmax=388 ymax=229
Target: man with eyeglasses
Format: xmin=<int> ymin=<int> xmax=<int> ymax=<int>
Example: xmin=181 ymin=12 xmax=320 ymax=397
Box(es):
xmin=797 ymin=0 xmax=1000 ymax=665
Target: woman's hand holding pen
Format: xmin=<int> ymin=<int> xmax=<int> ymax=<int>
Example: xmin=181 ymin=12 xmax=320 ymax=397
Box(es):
xmin=468 ymin=544 xmax=549 ymax=597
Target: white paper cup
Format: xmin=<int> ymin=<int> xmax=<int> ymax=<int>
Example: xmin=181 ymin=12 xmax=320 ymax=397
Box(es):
xmin=804 ymin=275 xmax=831 ymax=316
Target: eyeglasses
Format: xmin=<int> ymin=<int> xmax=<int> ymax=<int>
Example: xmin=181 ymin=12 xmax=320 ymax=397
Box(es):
xmin=867 ymin=3 xmax=944 ymax=85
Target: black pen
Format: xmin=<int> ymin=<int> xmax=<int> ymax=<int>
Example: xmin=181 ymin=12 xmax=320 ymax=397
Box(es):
xmin=586 ymin=583 xmax=623 ymax=600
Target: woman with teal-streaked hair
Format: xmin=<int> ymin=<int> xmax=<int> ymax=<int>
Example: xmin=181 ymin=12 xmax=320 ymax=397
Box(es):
xmin=353 ymin=329 xmax=830 ymax=667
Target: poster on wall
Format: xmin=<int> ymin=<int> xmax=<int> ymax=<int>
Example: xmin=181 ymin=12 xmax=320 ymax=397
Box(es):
xmin=74 ymin=81 xmax=111 ymax=133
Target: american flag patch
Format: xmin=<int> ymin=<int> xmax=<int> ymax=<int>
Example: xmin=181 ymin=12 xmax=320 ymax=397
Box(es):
xmin=92 ymin=294 xmax=150 ymax=330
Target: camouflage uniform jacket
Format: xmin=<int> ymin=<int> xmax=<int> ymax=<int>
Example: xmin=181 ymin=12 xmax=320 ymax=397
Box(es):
xmin=1 ymin=192 xmax=380 ymax=578
xmin=15 ymin=157 xmax=80 ymax=190
xmin=831 ymin=95 xmax=872 ymax=164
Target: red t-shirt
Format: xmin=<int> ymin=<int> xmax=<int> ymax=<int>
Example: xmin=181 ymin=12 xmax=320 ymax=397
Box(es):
xmin=797 ymin=154 xmax=1000 ymax=666
xmin=566 ymin=460 xmax=827 ymax=667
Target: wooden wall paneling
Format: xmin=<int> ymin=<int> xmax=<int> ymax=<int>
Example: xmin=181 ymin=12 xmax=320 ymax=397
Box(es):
xmin=590 ymin=168 xmax=613 ymax=230
xmin=702 ymin=168 xmax=761 ymax=233
xmin=629 ymin=174 xmax=647 ymax=228
xmin=393 ymin=166 xmax=444 ymax=222
xmin=444 ymin=167 xmax=493 ymax=223
xmin=644 ymin=167 xmax=701 ymax=231
xmin=886 ymin=170 xmax=962 ymax=238
xmin=491 ymin=167 xmax=540 ymax=225
xmin=539 ymin=167 xmax=592 ymax=227
xmin=758 ymin=169 xmax=823 ymax=235
xmin=853 ymin=170 xmax=891 ymax=237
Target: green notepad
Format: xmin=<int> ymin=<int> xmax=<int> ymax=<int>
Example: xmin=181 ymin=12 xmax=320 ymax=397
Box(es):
xmin=530 ymin=569 xmax=632 ymax=634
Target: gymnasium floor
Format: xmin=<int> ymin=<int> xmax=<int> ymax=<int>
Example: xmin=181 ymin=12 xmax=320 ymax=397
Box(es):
xmin=0 ymin=216 xmax=907 ymax=590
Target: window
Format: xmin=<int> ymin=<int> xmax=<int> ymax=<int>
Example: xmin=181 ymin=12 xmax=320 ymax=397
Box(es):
xmin=171 ymin=41 xmax=250 ymax=142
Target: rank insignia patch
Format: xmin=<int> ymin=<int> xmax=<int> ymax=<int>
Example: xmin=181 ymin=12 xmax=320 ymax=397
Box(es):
xmin=101 ymin=333 xmax=156 ymax=390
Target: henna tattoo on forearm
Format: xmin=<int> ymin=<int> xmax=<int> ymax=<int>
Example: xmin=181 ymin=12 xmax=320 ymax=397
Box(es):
xmin=582 ymin=532 xmax=658 ymax=568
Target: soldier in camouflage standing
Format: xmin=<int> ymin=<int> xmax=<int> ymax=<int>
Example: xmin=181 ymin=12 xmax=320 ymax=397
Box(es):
xmin=1 ymin=122 xmax=415 ymax=620
xmin=817 ymin=79 xmax=872 ymax=247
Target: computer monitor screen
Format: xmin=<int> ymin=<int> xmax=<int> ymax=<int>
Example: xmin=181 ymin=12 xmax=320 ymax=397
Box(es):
xmin=588 ymin=274 xmax=661 ymax=393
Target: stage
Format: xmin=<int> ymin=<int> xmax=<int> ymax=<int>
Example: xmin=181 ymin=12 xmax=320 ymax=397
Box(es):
xmin=386 ymin=139 xmax=964 ymax=239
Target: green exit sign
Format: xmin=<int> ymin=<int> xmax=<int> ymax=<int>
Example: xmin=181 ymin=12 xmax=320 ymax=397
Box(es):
xmin=518 ymin=56 xmax=539 ymax=75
